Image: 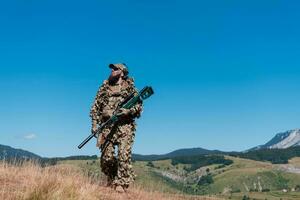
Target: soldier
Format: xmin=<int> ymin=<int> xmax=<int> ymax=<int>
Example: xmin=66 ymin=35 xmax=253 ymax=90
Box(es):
xmin=90 ymin=63 xmax=142 ymax=193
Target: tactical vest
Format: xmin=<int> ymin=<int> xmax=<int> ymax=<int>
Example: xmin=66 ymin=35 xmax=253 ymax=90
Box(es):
xmin=99 ymin=78 xmax=134 ymax=121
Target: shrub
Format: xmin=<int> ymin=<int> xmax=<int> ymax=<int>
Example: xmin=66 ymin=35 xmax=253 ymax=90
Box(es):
xmin=197 ymin=174 xmax=213 ymax=185
xmin=146 ymin=161 xmax=155 ymax=168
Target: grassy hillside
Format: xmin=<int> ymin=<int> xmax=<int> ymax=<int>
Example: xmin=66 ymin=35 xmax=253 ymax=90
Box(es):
xmin=6 ymin=153 xmax=300 ymax=200
xmin=208 ymin=156 xmax=300 ymax=198
xmin=56 ymin=155 xmax=300 ymax=199
xmin=141 ymin=156 xmax=300 ymax=199
xmin=0 ymin=160 xmax=221 ymax=200
xmin=57 ymin=159 xmax=183 ymax=194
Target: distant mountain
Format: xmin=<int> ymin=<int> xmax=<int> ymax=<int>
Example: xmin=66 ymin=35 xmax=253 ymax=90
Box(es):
xmin=0 ymin=144 xmax=41 ymax=161
xmin=133 ymin=147 xmax=224 ymax=161
xmin=251 ymin=129 xmax=300 ymax=151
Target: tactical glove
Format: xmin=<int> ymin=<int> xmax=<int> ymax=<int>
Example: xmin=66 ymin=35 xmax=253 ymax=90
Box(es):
xmin=91 ymin=120 xmax=98 ymax=133
xmin=116 ymin=108 xmax=131 ymax=117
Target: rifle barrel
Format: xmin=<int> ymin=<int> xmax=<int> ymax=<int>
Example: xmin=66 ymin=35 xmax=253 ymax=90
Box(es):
xmin=78 ymin=133 xmax=95 ymax=149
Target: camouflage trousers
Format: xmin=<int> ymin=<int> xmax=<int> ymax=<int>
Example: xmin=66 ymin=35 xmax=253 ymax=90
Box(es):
xmin=98 ymin=122 xmax=136 ymax=189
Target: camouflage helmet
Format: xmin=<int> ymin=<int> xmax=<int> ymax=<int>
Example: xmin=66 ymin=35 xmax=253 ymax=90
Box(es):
xmin=109 ymin=63 xmax=129 ymax=76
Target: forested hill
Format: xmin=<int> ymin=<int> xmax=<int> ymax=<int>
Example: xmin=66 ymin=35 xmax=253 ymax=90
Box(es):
xmin=230 ymin=146 xmax=300 ymax=164
xmin=133 ymin=147 xmax=225 ymax=161
xmin=0 ymin=144 xmax=98 ymax=165
xmin=0 ymin=144 xmax=41 ymax=160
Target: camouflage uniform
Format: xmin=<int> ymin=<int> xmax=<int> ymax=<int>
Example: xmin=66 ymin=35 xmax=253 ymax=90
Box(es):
xmin=90 ymin=64 xmax=142 ymax=189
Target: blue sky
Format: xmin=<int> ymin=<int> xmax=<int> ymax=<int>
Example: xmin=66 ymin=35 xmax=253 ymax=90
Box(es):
xmin=1 ymin=0 xmax=300 ymax=157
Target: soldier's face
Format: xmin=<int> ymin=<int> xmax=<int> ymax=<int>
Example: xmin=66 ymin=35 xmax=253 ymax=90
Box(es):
xmin=108 ymin=68 xmax=123 ymax=83
xmin=111 ymin=68 xmax=122 ymax=78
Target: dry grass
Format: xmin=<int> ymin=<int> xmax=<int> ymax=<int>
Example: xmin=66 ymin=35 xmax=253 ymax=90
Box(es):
xmin=0 ymin=161 xmax=222 ymax=200
xmin=288 ymin=157 xmax=300 ymax=167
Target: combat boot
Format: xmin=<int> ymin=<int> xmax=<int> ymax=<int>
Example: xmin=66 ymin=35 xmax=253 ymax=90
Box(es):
xmin=106 ymin=176 xmax=114 ymax=187
xmin=115 ymin=185 xmax=125 ymax=193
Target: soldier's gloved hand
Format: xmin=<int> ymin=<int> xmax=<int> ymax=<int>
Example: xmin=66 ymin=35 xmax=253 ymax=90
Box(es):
xmin=91 ymin=121 xmax=98 ymax=133
xmin=116 ymin=108 xmax=131 ymax=117
xmin=92 ymin=126 xmax=98 ymax=134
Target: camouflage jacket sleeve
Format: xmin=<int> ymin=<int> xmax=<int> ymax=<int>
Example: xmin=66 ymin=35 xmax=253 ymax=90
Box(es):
xmin=127 ymin=79 xmax=143 ymax=119
xmin=90 ymin=81 xmax=108 ymax=124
